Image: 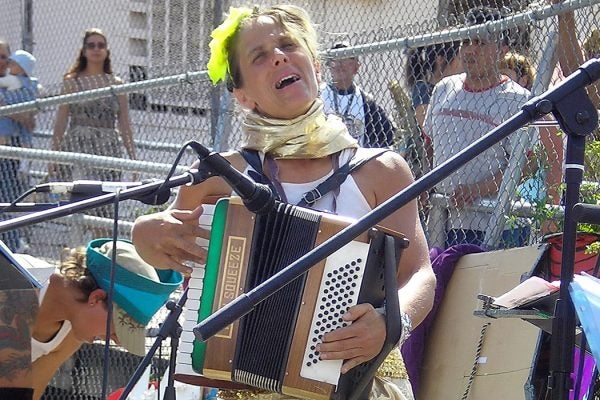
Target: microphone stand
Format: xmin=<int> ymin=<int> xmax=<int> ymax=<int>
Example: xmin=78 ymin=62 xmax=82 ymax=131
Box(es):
xmin=118 ymin=290 xmax=189 ymax=400
xmin=0 ymin=169 xmax=211 ymax=233
xmin=0 ymin=202 xmax=71 ymax=213
xmin=193 ymin=60 xmax=600 ymax=400
xmin=545 ymin=62 xmax=600 ymax=399
xmin=0 ymin=170 xmax=214 ymax=400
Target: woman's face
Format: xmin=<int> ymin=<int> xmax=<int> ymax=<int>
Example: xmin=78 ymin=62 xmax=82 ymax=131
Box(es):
xmin=0 ymin=45 xmax=9 ymax=76
xmin=83 ymin=34 xmax=108 ymax=65
xmin=70 ymin=294 xmax=118 ymax=344
xmin=232 ymin=16 xmax=319 ymax=119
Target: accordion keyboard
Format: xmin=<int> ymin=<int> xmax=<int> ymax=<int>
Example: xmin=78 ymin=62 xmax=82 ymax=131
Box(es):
xmin=175 ymin=205 xmax=214 ymax=378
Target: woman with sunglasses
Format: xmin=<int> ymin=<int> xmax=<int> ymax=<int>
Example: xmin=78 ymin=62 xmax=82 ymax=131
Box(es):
xmin=49 ymin=28 xmax=136 ymax=190
xmin=133 ymin=5 xmax=434 ymax=399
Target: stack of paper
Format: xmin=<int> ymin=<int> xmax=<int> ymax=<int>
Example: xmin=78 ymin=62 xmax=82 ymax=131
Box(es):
xmin=493 ymin=276 xmax=560 ymax=309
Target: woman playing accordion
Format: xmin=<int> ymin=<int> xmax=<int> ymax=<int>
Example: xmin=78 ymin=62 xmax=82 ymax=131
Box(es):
xmin=132 ymin=5 xmax=435 ymax=399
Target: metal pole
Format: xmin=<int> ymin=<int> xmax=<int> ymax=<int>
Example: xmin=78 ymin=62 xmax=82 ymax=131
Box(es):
xmin=209 ymin=0 xmax=224 ymax=145
xmin=21 ymin=0 xmax=33 ymax=52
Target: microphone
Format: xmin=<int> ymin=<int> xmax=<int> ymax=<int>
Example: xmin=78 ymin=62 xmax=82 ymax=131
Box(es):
xmin=188 ymin=142 xmax=276 ymax=214
xmin=35 ymin=179 xmax=172 ymax=205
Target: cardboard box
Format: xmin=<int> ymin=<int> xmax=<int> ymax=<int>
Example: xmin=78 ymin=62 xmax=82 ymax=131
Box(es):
xmin=419 ymin=245 xmax=544 ymax=400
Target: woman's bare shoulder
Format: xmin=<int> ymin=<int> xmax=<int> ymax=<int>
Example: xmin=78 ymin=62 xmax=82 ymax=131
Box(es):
xmin=32 ymin=330 xmax=82 ymax=398
xmin=357 ymin=150 xmax=413 ymax=179
xmin=62 ymin=74 xmax=79 ymax=92
xmin=352 ymin=150 xmax=415 ymax=201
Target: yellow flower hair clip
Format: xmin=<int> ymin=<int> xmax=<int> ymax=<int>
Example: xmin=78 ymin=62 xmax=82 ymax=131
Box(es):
xmin=207 ymin=7 xmax=253 ymax=85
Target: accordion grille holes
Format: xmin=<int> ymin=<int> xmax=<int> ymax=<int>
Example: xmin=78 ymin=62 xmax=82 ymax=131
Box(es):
xmin=300 ymin=240 xmax=370 ymax=385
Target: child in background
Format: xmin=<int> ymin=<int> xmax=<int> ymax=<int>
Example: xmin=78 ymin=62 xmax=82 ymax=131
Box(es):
xmin=0 ymin=67 xmax=22 ymax=90
xmin=498 ymin=51 xmax=536 ymax=91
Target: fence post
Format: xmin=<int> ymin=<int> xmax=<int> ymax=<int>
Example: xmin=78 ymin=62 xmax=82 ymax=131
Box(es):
xmin=21 ymin=0 xmax=34 ymax=52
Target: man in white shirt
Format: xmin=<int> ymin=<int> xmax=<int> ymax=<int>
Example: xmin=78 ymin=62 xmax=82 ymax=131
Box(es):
xmin=423 ymin=7 xmax=533 ymax=248
xmin=320 ymin=41 xmax=396 ymax=148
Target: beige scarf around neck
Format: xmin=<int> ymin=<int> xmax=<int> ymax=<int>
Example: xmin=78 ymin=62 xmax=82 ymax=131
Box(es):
xmin=242 ymin=99 xmax=358 ymax=159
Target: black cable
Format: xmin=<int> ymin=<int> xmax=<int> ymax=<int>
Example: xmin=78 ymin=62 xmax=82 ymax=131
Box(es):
xmin=154 ymin=140 xmax=201 ymax=202
xmin=0 ymin=186 xmax=37 ymax=212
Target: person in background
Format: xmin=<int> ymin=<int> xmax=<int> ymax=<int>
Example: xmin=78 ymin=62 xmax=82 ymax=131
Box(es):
xmin=405 ymin=41 xmax=462 ymax=132
xmin=5 ymin=50 xmax=40 ymax=192
xmin=0 ymin=40 xmax=37 ymax=253
xmin=132 ymin=5 xmax=435 ymax=399
xmin=49 ymin=29 xmax=137 ymax=237
xmin=50 ymin=28 xmax=136 ymax=184
xmin=404 ymin=41 xmax=462 ymax=188
xmin=320 ymin=41 xmax=397 ymax=148
xmin=424 ymin=6 xmax=561 ymax=248
xmin=5 ymin=51 xmax=39 ymax=147
xmin=497 ymin=51 xmax=561 ymax=207
xmin=498 ymin=51 xmax=536 ymax=90
xmin=31 ymin=239 xmax=182 ymax=399
xmin=551 ymin=0 xmax=600 ymax=109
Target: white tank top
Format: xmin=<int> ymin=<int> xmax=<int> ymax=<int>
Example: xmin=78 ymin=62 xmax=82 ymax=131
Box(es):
xmin=31 ymin=285 xmax=73 ymax=362
xmin=242 ymin=148 xmax=373 ymax=218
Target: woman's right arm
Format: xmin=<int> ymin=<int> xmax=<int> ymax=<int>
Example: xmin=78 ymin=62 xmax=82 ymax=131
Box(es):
xmin=51 ymin=77 xmax=77 ymax=151
xmin=51 ymin=105 xmax=69 ymax=151
xmin=47 ymin=104 xmax=69 ymax=178
xmin=414 ymin=103 xmax=428 ymax=132
xmin=553 ymin=0 xmax=600 ymax=107
xmin=131 ymin=151 xmax=246 ymax=273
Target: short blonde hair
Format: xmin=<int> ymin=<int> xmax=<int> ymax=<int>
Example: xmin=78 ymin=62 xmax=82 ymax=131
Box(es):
xmin=498 ymin=52 xmax=536 ymax=90
xmin=226 ymin=5 xmax=319 ymax=91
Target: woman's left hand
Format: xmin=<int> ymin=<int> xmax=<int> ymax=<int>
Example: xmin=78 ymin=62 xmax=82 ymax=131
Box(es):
xmin=316 ymin=303 xmax=386 ymax=373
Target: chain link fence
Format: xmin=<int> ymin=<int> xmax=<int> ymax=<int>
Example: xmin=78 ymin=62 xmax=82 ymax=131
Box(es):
xmin=1 ymin=0 xmax=600 ymax=398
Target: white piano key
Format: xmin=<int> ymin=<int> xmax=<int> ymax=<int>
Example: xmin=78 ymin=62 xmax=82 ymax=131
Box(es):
xmin=187 ymin=288 xmax=203 ymax=300
xmin=183 ymin=319 xmax=200 ymax=332
xmin=185 ymin=299 xmax=200 ymax=311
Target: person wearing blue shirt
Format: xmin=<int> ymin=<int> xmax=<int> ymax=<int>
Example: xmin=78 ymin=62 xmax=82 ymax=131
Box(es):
xmin=0 ymin=43 xmax=38 ymax=252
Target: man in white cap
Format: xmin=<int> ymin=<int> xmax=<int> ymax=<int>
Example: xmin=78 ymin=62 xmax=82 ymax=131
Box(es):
xmin=320 ymin=41 xmax=396 ymax=148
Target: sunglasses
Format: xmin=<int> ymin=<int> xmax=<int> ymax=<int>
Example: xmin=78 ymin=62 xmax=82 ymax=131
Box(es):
xmin=85 ymin=42 xmax=107 ymax=50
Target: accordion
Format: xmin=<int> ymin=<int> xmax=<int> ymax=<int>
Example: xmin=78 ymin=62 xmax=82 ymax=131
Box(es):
xmin=176 ymin=197 xmax=408 ymax=399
